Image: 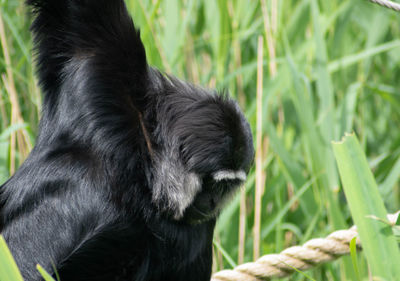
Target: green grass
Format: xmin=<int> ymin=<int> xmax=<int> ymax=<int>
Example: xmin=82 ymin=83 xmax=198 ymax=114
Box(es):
xmin=1 ymin=0 xmax=400 ymax=280
xmin=0 ymin=236 xmax=24 ymax=281
xmin=333 ymin=133 xmax=400 ymax=280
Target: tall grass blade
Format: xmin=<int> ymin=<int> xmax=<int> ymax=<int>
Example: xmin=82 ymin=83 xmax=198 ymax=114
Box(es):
xmin=0 ymin=236 xmax=24 ymax=281
xmin=253 ymin=35 xmax=264 ymax=260
xmin=36 ymin=264 xmax=56 ymax=281
xmin=333 ymin=133 xmax=400 ymax=280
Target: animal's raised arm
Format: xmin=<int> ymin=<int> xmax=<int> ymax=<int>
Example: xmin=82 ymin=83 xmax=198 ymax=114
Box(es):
xmin=28 ymin=0 xmax=147 ymax=107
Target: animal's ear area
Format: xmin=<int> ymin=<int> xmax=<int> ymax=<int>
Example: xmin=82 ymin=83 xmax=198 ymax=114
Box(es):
xmin=151 ymin=154 xmax=202 ymax=220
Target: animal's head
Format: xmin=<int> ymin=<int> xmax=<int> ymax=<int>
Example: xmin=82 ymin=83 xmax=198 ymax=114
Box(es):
xmin=147 ymin=72 xmax=254 ymax=223
xmin=28 ymin=0 xmax=254 ymax=224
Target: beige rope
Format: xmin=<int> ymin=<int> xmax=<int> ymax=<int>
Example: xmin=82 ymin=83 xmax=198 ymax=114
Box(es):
xmin=211 ymin=228 xmax=360 ymax=281
xmin=369 ymin=0 xmax=400 ymax=11
xmin=211 ymin=212 xmax=399 ymax=281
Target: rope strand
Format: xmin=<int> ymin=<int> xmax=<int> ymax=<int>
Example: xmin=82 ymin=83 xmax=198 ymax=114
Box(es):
xmin=211 ymin=228 xmax=360 ymax=281
xmin=369 ymin=0 xmax=400 ymax=11
xmin=211 ymin=212 xmax=399 ymax=281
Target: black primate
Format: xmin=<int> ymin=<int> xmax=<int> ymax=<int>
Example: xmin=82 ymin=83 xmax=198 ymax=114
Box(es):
xmin=0 ymin=1 xmax=254 ymax=281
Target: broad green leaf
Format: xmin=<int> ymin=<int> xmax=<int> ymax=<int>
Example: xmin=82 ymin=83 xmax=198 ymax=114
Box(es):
xmin=333 ymin=133 xmax=400 ymax=280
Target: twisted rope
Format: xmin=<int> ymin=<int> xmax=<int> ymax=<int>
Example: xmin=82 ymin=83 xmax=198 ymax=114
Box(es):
xmin=211 ymin=212 xmax=399 ymax=281
xmin=211 ymin=228 xmax=360 ymax=281
xmin=368 ymin=0 xmax=400 ymax=11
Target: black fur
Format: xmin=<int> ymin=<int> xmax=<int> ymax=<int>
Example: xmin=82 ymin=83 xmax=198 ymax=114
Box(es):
xmin=0 ymin=1 xmax=254 ymax=280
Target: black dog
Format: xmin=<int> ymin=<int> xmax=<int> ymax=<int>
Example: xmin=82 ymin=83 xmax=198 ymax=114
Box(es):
xmin=0 ymin=1 xmax=254 ymax=280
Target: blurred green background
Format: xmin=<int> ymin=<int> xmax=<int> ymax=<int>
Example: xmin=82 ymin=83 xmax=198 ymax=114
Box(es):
xmin=1 ymin=0 xmax=400 ymax=280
